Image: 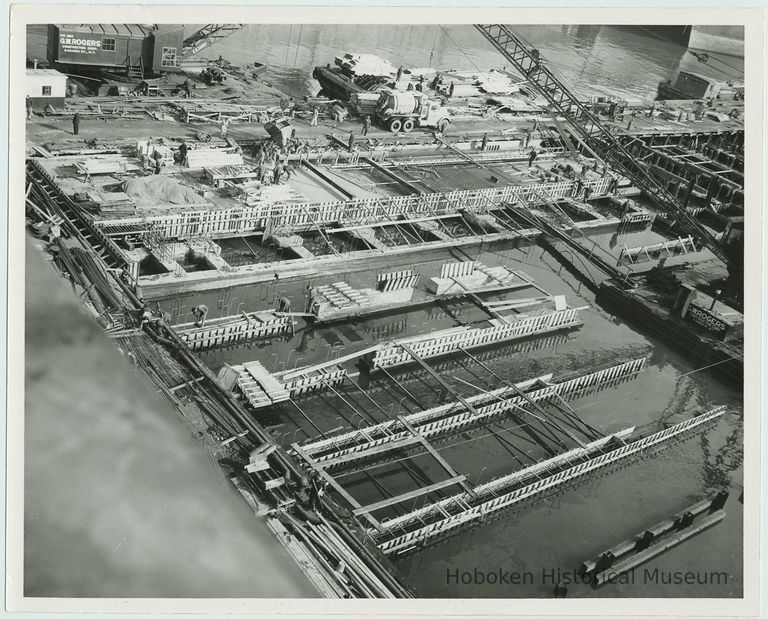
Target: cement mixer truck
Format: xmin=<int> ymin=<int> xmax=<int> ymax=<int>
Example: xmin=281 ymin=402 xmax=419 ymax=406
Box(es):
xmin=374 ymin=90 xmax=450 ymax=133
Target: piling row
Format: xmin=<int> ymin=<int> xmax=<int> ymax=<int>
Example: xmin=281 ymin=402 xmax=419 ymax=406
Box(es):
xmin=300 ymin=358 xmax=646 ymax=466
xmin=375 ymin=428 xmax=637 ymax=535
xmin=175 ymin=313 xmax=293 ymax=351
xmin=95 ymin=177 xmax=614 ymax=241
xmin=283 ymin=368 xmax=348 ymax=398
xmin=375 ymin=405 xmax=727 ymax=555
xmin=367 ymin=308 xmax=583 ymax=369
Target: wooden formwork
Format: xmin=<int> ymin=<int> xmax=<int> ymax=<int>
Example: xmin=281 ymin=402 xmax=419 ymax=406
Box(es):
xmin=366 ymin=308 xmax=583 ymax=369
xmin=94 ymin=176 xmax=614 ymax=241
xmin=374 ymin=405 xmax=727 ymax=555
xmin=174 ymin=312 xmax=293 ymax=351
xmin=298 ymin=358 xmax=647 ymax=469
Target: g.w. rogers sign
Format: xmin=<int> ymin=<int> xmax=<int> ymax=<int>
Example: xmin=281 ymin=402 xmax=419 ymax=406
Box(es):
xmin=687 ymin=304 xmax=727 ymax=336
xmin=60 ymin=34 xmax=102 ymax=55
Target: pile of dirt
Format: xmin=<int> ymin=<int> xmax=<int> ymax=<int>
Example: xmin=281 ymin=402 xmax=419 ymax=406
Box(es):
xmin=121 ymin=176 xmax=206 ymax=208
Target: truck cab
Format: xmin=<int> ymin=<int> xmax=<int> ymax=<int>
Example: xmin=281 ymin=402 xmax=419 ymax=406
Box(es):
xmin=374 ymin=89 xmax=450 ymax=133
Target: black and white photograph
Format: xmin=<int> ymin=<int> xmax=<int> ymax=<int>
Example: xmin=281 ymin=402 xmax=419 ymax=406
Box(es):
xmin=6 ymin=5 xmax=762 ymax=615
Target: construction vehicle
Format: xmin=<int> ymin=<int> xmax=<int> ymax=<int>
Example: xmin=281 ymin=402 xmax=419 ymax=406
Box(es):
xmin=200 ymin=66 xmax=226 ymax=86
xmin=473 ymin=24 xmax=741 ymax=293
xmin=374 ymin=90 xmax=450 ymax=133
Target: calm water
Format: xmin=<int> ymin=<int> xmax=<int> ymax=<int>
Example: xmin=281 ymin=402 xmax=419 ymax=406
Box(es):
xmin=204 ymin=24 xmax=743 ymax=100
xmin=27 ymin=24 xmax=743 ymax=101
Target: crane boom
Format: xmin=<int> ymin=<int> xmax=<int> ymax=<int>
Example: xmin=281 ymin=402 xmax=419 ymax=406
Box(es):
xmin=473 ymin=24 xmax=733 ymax=269
xmin=181 ymin=24 xmax=244 ymax=60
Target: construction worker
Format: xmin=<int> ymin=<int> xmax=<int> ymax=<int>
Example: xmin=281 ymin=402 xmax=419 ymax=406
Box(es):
xmin=273 ymin=161 xmax=284 ymax=184
xmin=310 ymin=107 xmax=319 ymax=127
xmin=396 ymin=65 xmax=404 ymax=81
xmin=308 ymin=471 xmax=328 ymax=511
xmin=183 ymin=78 xmax=191 ymax=98
xmin=305 ymin=285 xmax=318 ymax=314
xmin=178 ymin=141 xmax=189 ymax=167
xmin=26 ymin=95 xmax=33 ymax=120
xmin=348 ymin=131 xmax=355 ymax=152
xmin=277 ymin=294 xmax=291 ymax=313
xmin=481 ymin=132 xmax=488 ymax=151
xmin=528 ymin=147 xmax=538 ymax=168
xmin=191 ymin=304 xmax=209 ymax=328
xmin=528 ymin=49 xmax=541 ymax=77
xmin=449 ymin=81 xmax=455 ymax=98
xmin=72 ymin=112 xmax=81 ymax=136
xmin=694 ymin=100 xmax=706 ymax=120
xmin=152 ymin=150 xmax=163 ymax=175
xmin=220 ymin=120 xmax=228 ymax=138
xmin=362 ymin=115 xmax=371 ymax=136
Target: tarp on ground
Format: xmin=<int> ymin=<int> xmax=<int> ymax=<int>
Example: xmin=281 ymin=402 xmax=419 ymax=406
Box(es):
xmin=121 ymin=176 xmax=207 ymax=208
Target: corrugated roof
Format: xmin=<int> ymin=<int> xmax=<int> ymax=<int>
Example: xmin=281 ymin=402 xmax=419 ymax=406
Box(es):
xmin=53 ymin=24 xmax=156 ymax=38
xmin=26 ymin=68 xmax=67 ymax=78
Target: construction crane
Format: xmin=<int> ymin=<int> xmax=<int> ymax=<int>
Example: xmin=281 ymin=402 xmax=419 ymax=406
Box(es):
xmin=473 ymin=24 xmax=736 ymax=275
xmin=181 ymin=24 xmax=244 ymax=61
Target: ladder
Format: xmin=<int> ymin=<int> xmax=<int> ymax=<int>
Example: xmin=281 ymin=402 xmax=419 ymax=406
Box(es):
xmin=473 ymin=24 xmax=732 ymax=270
xmin=126 ymin=56 xmax=144 ymax=80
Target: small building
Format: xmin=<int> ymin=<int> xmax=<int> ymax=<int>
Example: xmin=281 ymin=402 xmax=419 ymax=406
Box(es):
xmin=26 ymin=68 xmax=67 ymax=109
xmin=46 ymin=24 xmax=184 ymax=78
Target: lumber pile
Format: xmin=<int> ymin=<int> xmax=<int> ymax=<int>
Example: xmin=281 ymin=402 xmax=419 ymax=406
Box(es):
xmin=185 ymin=148 xmax=244 ymax=168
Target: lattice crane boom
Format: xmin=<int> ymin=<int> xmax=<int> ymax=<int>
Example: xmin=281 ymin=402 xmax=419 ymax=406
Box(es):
xmin=181 ymin=24 xmax=244 ymax=60
xmin=473 ymin=24 xmax=732 ymax=269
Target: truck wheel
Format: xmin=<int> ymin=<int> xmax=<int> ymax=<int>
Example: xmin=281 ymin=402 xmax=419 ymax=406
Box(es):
xmin=436 ymin=119 xmax=450 ymax=133
xmin=389 ymin=118 xmax=403 ymax=133
xmin=402 ymin=119 xmax=415 ymax=132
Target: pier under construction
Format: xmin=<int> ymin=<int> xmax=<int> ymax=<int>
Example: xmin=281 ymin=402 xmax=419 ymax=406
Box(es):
xmin=24 ymin=22 xmax=744 ymax=598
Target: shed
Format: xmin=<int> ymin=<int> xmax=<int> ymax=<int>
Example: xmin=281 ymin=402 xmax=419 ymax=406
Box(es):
xmin=47 ymin=24 xmax=184 ymax=77
xmin=26 ymin=69 xmax=67 ymax=109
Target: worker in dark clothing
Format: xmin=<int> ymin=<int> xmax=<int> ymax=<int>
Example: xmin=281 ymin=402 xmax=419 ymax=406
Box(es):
xmin=183 ymin=78 xmax=191 ymax=98
xmin=481 ymin=132 xmax=488 ymax=151
xmin=72 ymin=112 xmax=81 ymax=135
xmin=273 ymin=161 xmax=285 ymax=184
xmin=26 ymin=95 xmax=33 ymax=120
xmin=191 ymin=304 xmax=209 ymax=327
xmin=307 ymin=472 xmax=328 ymax=511
xmin=528 ymin=49 xmax=541 ymax=77
xmin=305 ymin=285 xmax=318 ymax=314
xmin=528 ymin=147 xmax=537 ymax=167
xmin=449 ymin=81 xmax=455 ymax=98
xmin=153 ymin=150 xmax=163 ymax=175
xmin=396 ymin=65 xmax=404 ymax=81
xmin=277 ymin=295 xmax=292 ymax=313
xmin=178 ymin=141 xmax=189 ymax=167
xmin=348 ymin=131 xmax=355 ymax=152
xmin=362 ymin=115 xmax=371 ymax=136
